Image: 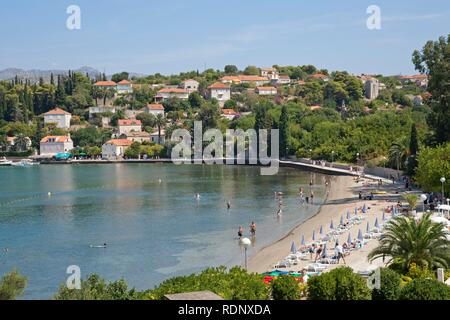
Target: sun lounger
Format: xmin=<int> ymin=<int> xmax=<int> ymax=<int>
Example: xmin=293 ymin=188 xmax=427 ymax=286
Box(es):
xmin=307 ymin=263 xmax=328 ymax=272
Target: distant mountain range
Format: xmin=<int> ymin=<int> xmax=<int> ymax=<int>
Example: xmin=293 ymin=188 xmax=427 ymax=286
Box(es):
xmin=0 ymin=66 xmax=145 ymax=83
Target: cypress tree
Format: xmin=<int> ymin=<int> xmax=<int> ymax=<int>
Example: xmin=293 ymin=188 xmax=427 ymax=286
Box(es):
xmin=279 ymin=105 xmax=289 ymax=158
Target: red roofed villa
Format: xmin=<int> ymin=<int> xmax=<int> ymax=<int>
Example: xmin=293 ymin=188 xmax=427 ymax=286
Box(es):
xmin=43 ymin=108 xmax=72 ymax=129
xmin=40 ymin=135 xmax=74 ymax=156
xmin=118 ymin=119 xmax=142 ymax=135
xmin=102 ymin=139 xmax=133 ymax=160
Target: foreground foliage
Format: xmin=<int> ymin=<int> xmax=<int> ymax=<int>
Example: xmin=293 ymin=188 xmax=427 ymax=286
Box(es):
xmin=0 ymin=269 xmax=28 ymax=300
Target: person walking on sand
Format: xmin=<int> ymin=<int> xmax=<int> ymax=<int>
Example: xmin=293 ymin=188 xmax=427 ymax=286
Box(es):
xmin=238 ymin=226 xmax=244 ymax=239
xmin=314 ymin=244 xmax=323 ymax=262
xmin=250 ymin=222 xmax=256 ymax=236
xmin=309 ymin=243 xmax=316 ymax=260
xmin=335 ymin=242 xmax=346 ymax=265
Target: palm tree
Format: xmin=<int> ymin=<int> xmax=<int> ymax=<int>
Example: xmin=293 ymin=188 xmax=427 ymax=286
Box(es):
xmin=155 ymin=114 xmax=166 ymax=145
xmin=389 ymin=142 xmax=409 ymax=172
xmin=368 ymin=213 xmax=450 ymax=271
xmin=12 ymin=134 xmax=30 ymax=152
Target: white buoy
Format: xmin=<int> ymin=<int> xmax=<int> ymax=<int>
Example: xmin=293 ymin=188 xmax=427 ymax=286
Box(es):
xmin=48 ymin=192 xmax=52 ymax=197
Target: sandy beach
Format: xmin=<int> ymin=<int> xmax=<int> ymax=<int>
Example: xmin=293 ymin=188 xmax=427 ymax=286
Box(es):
xmin=248 ymin=174 xmax=407 ymax=274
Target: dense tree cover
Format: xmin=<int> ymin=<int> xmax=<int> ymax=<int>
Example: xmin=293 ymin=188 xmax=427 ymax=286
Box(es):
xmin=415 ymin=143 xmax=450 ymax=196
xmin=413 ymin=34 xmax=450 ymax=144
xmin=270 ymin=275 xmax=301 ymax=300
xmin=399 ymin=278 xmax=450 ymax=300
xmin=368 ymin=213 xmax=450 ymax=272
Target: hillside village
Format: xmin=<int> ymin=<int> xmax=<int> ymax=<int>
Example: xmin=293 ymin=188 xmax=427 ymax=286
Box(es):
xmin=0 ymin=64 xmax=431 ymax=166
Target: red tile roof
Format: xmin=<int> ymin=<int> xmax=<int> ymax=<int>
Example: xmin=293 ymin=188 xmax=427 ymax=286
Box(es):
xmin=222 ymin=109 xmax=239 ymax=115
xmin=147 ymin=104 xmax=165 ymax=110
xmin=94 ymin=81 xmax=117 ymax=86
xmin=208 ymin=82 xmax=230 ymax=89
xmin=118 ymin=119 xmax=142 ymax=126
xmin=158 ymin=88 xmax=189 ymax=93
xmin=256 ymin=86 xmax=277 ymax=91
xmin=117 ymin=80 xmax=131 ymax=85
xmin=44 ymin=108 xmax=71 ymax=116
xmin=309 ymin=73 xmax=328 ymax=79
xmin=105 ymin=139 xmax=133 ymax=146
xmin=40 ymin=136 xmax=71 ymax=143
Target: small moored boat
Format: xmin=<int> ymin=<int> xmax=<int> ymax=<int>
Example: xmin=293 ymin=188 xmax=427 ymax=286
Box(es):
xmin=0 ymin=157 xmax=13 ymax=166
xmin=11 ymin=159 xmax=40 ymax=167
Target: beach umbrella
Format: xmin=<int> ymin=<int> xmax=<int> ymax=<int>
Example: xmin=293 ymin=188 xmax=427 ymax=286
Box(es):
xmin=347 ymin=233 xmax=352 ymax=244
xmin=358 ymin=229 xmax=364 ymax=241
xmin=347 ymin=210 xmax=351 ymax=220
xmin=290 ymin=241 xmax=297 ymax=254
xmin=354 ymin=207 xmax=358 ymax=216
xmin=330 ymin=220 xmax=334 ymax=230
xmin=362 ymin=204 xmax=367 ymax=214
xmin=319 ymin=225 xmax=323 ymax=235
xmin=375 ymin=218 xmax=380 ymax=229
xmin=301 ymin=235 xmax=305 ymax=246
xmin=312 ymin=230 xmax=316 ymax=241
xmin=366 ymin=221 xmax=370 ymax=233
xmin=382 ymin=211 xmax=386 ymax=221
xmin=340 ymin=215 xmax=344 ymax=225
xmin=322 ymin=243 xmax=328 ymax=258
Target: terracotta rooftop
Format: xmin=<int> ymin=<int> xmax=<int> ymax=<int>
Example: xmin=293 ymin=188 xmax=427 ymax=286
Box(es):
xmin=146 ymin=104 xmax=165 ymax=110
xmin=208 ymin=82 xmax=230 ymax=89
xmin=94 ymin=81 xmax=117 ymax=86
xmin=222 ymin=109 xmax=239 ymax=115
xmin=158 ymin=88 xmax=189 ymax=93
xmin=105 ymin=139 xmax=133 ymax=146
xmin=117 ymin=80 xmax=131 ymax=85
xmin=44 ymin=108 xmax=71 ymax=116
xmin=40 ymin=136 xmax=71 ymax=143
xmin=118 ymin=119 xmax=142 ymax=126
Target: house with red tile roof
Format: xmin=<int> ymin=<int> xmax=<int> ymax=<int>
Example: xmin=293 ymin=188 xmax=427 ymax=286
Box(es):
xmin=118 ymin=119 xmax=142 ymax=135
xmin=308 ymin=73 xmax=329 ymax=81
xmin=155 ymin=88 xmax=189 ymax=101
xmin=208 ymin=82 xmax=231 ymax=106
xmin=145 ymin=104 xmax=165 ymax=117
xmin=220 ymin=75 xmax=270 ymax=86
xmin=43 ymin=108 xmax=72 ymax=129
xmin=179 ymin=79 xmax=199 ymax=93
xmin=117 ymin=80 xmax=133 ymax=94
xmin=221 ymin=109 xmax=240 ymax=120
xmin=94 ymin=81 xmax=117 ymax=89
xmin=102 ymin=139 xmax=133 ymax=159
xmin=40 ymin=135 xmax=73 ymax=156
xmin=255 ymin=86 xmax=278 ymax=95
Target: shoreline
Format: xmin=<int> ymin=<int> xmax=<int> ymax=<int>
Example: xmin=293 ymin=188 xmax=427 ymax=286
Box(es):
xmin=247 ymin=175 xmax=403 ymax=274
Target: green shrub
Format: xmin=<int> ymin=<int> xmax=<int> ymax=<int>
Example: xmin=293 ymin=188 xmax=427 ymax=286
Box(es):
xmin=0 ymin=150 xmax=33 ymax=157
xmin=308 ymin=267 xmax=371 ymax=300
xmin=372 ymin=268 xmax=401 ymax=300
xmin=0 ymin=269 xmax=28 ymax=300
xmin=271 ymin=275 xmax=301 ymax=300
xmin=399 ymin=278 xmax=450 ymax=300
xmin=146 ymin=266 xmax=269 ymax=300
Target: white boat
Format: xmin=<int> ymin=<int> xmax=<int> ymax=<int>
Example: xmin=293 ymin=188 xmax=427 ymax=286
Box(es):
xmin=0 ymin=157 xmax=12 ymax=166
xmin=11 ymin=159 xmax=40 ymax=167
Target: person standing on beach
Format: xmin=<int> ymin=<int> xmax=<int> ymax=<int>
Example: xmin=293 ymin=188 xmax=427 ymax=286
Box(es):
xmin=335 ymin=242 xmax=346 ymax=265
xmin=315 ymin=244 xmax=323 ymax=262
xmin=310 ymin=191 xmax=314 ymax=204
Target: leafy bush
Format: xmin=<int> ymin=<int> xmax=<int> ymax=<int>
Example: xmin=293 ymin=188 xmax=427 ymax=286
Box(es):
xmin=271 ymin=275 xmax=301 ymax=300
xmin=54 ymin=274 xmax=141 ymax=300
xmin=372 ymin=268 xmax=401 ymax=300
xmin=308 ymin=267 xmax=371 ymax=300
xmin=146 ymin=266 xmax=269 ymax=300
xmin=0 ymin=150 xmax=33 ymax=157
xmin=406 ymin=263 xmax=436 ymax=280
xmin=0 ymin=269 xmax=28 ymax=300
xmin=399 ymin=278 xmax=450 ymax=300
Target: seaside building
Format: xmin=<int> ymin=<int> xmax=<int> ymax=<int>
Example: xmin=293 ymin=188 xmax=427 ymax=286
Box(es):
xmin=145 ymin=104 xmax=165 ymax=117
xmin=126 ymin=131 xmax=151 ymax=143
xmin=308 ymin=73 xmax=330 ymax=82
xmin=43 ymin=108 xmax=72 ymax=129
xmin=179 ymin=79 xmax=199 ymax=93
xmin=150 ymin=129 xmax=166 ymax=144
xmin=5 ymin=136 xmax=32 ymax=152
xmin=118 ymin=119 xmax=142 ymax=135
xmin=221 ymin=109 xmax=240 ymax=120
xmin=101 ymin=139 xmax=133 ymax=160
xmin=40 ymin=135 xmax=74 ymax=156
xmin=155 ymin=88 xmax=189 ymax=101
xmin=208 ymin=82 xmax=231 ymax=106
xmin=255 ymin=86 xmax=278 ymax=95
xmin=398 ymin=74 xmax=428 ymax=88
xmin=89 ymin=106 xmax=116 ymax=119
xmin=274 ymin=75 xmax=291 ymax=85
xmin=116 ymin=80 xmax=133 ymax=94
xmin=220 ymin=75 xmax=270 ymax=86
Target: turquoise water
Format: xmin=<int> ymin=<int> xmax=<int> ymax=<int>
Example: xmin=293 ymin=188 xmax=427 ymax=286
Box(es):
xmin=0 ymin=164 xmax=326 ymax=299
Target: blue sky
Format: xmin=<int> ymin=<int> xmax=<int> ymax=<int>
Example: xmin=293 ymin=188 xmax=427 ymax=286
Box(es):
xmin=0 ymin=0 xmax=449 ymax=75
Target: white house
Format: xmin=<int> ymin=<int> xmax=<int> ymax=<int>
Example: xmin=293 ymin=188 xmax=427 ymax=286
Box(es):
xmin=118 ymin=119 xmax=142 ymax=135
xmin=44 ymin=108 xmax=72 ymax=129
xmin=256 ymin=86 xmax=278 ymax=95
xmin=150 ymin=130 xmax=165 ymax=145
xmin=179 ymin=79 xmax=199 ymax=93
xmin=89 ymin=106 xmax=116 ymax=119
xmin=220 ymin=75 xmax=270 ymax=86
xmin=102 ymin=139 xmax=133 ymax=160
xmin=260 ymin=67 xmax=279 ymax=81
xmin=145 ymin=104 xmax=165 ymax=117
xmin=221 ymin=109 xmax=240 ymax=120
xmin=40 ymin=136 xmax=73 ymax=156
xmin=116 ymin=80 xmax=133 ymax=94
xmin=208 ymin=82 xmax=231 ymax=106
xmin=93 ymin=81 xmax=117 ymax=91
xmin=275 ymin=75 xmax=291 ymax=85
xmin=155 ymin=88 xmax=189 ymax=101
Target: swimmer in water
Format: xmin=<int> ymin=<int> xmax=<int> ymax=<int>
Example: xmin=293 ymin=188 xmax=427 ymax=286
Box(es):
xmin=158 ymin=179 xmax=162 ymax=184
xmin=238 ymin=226 xmax=244 ymax=238
xmin=195 ymin=193 xmax=201 ymax=200
xmin=277 ymin=208 xmax=282 ymax=216
xmin=227 ymin=201 xmax=231 ymax=210
xmin=250 ymin=222 xmax=256 ymax=236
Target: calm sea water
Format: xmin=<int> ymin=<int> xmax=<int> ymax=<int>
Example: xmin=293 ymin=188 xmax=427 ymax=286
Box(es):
xmin=0 ymin=164 xmax=326 ymax=299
